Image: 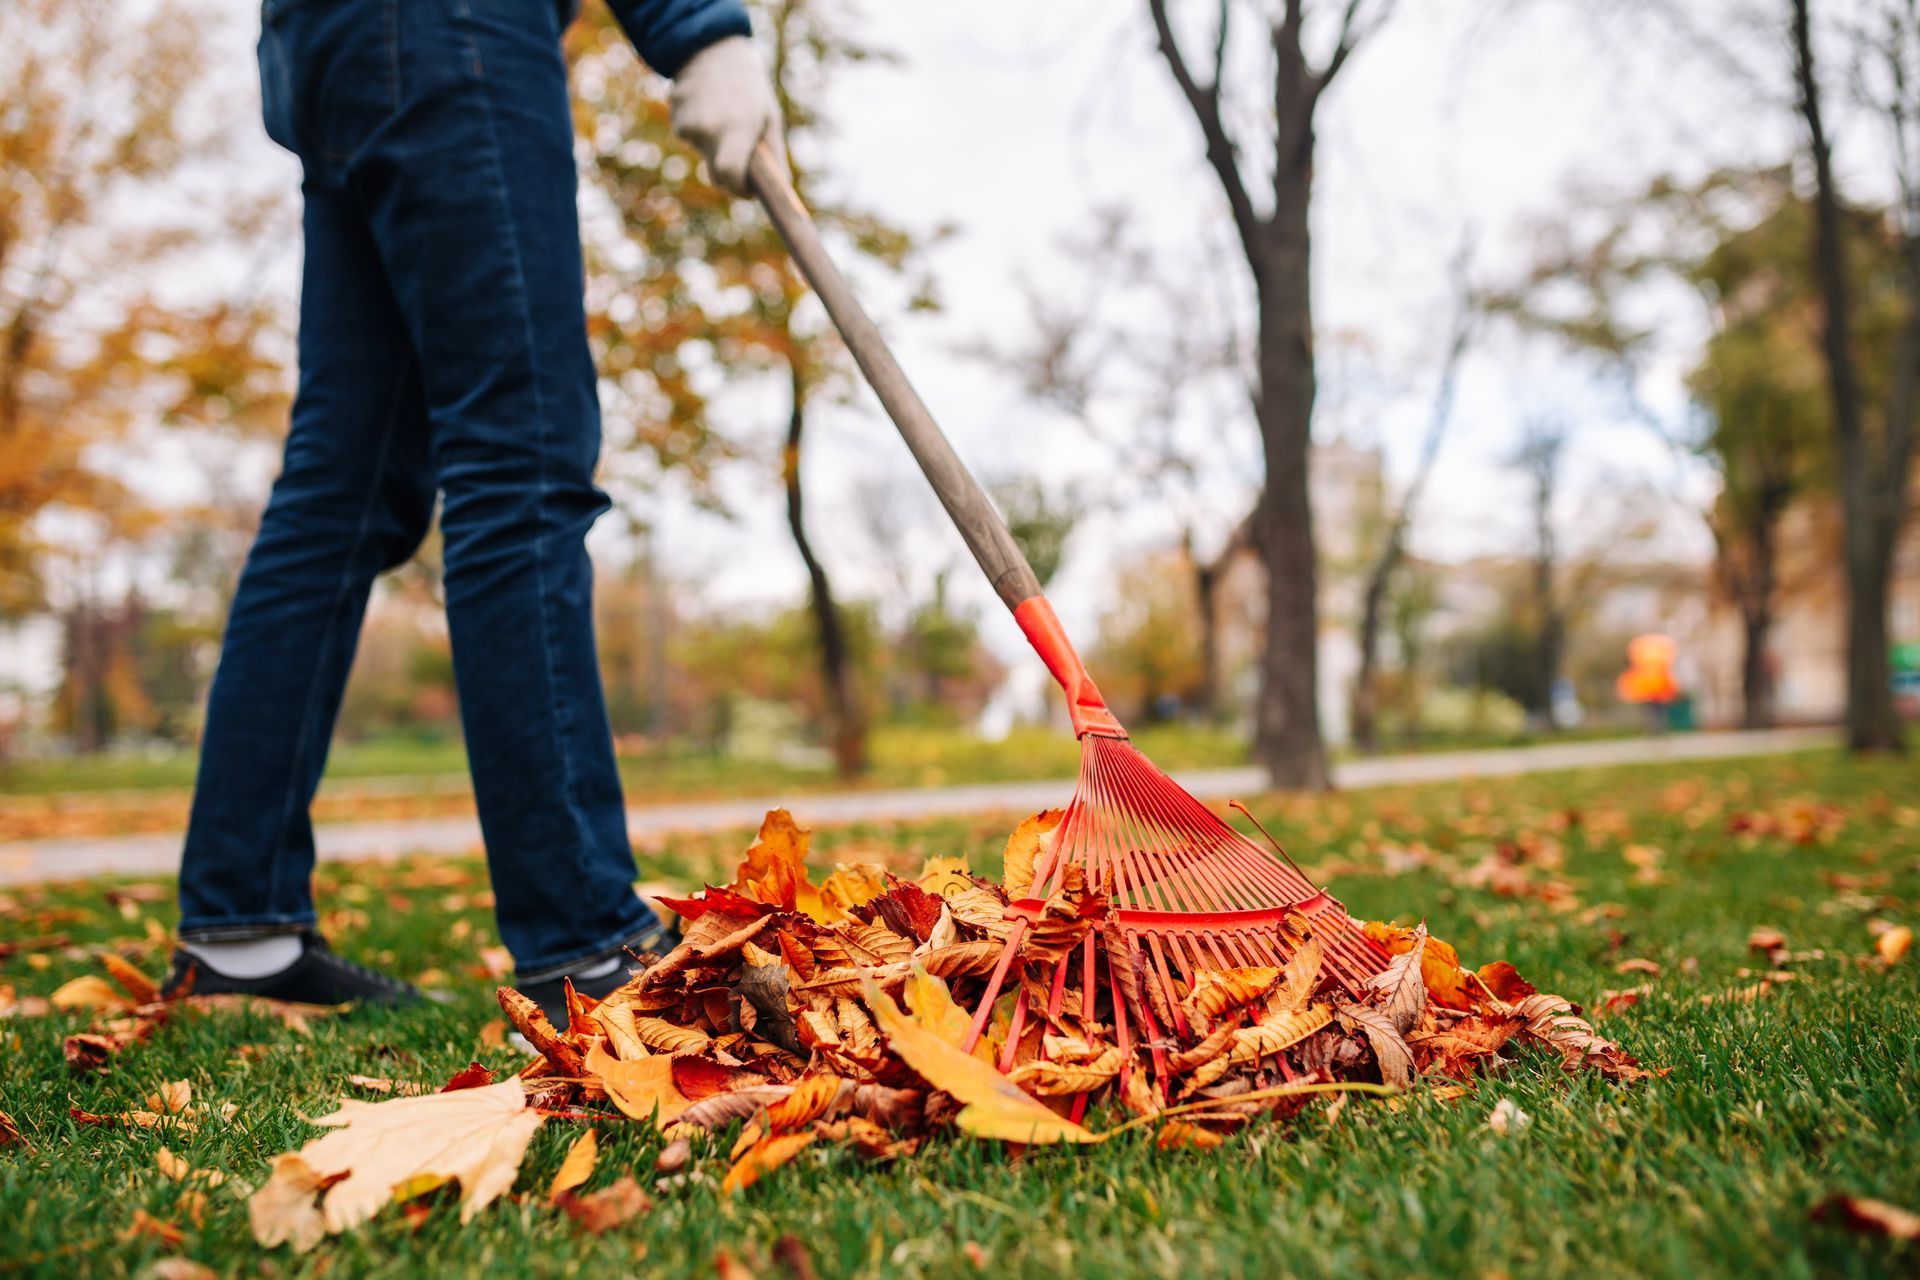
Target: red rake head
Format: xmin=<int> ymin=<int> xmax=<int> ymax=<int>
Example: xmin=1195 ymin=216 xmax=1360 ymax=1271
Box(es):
xmin=965 ymin=594 xmax=1391 ymax=1095
xmin=959 ymin=732 xmax=1391 ymax=1090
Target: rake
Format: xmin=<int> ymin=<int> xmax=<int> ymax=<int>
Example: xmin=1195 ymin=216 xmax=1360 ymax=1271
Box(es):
xmin=748 ymin=144 xmax=1390 ymax=1093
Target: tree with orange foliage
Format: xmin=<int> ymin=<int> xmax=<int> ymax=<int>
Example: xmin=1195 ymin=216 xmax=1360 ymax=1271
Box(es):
xmin=570 ymin=0 xmax=936 ymax=777
xmin=1 ymin=0 xmax=288 ymax=622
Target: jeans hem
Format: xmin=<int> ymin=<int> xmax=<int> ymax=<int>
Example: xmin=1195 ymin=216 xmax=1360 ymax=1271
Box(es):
xmin=514 ymin=917 xmax=669 ymax=984
xmin=177 ymin=915 xmax=317 ymax=943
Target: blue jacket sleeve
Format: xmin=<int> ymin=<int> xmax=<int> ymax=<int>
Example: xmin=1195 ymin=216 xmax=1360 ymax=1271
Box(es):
xmin=604 ymin=0 xmax=752 ymax=77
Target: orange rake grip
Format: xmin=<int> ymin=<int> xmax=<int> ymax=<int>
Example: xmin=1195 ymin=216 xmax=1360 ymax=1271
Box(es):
xmin=1013 ymin=596 xmax=1125 ymax=740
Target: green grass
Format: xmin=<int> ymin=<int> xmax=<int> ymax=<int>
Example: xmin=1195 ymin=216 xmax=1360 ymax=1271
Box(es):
xmin=2 ymin=750 xmax=1917 ymax=1278
xmin=0 ymin=723 xmax=1250 ymax=801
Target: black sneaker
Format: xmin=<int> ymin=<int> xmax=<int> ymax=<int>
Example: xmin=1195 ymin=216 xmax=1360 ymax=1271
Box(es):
xmin=518 ymin=923 xmax=673 ymax=1029
xmin=161 ymin=933 xmax=423 ymax=1007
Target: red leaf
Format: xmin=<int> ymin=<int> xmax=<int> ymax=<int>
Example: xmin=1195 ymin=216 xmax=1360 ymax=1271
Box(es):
xmin=440 ymin=1062 xmax=495 ymax=1092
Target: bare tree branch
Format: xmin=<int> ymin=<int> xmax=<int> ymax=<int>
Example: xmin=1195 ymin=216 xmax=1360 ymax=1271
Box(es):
xmin=1146 ymin=0 xmax=1265 ymax=275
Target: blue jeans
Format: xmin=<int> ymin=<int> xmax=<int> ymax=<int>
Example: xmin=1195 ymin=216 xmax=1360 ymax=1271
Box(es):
xmin=177 ymin=0 xmax=660 ymax=979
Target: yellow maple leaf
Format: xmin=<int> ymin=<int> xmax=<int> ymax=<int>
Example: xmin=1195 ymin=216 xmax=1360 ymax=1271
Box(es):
xmin=862 ymin=981 xmax=1099 ymax=1145
xmin=901 ymin=964 xmax=993 ymax=1061
xmin=916 ymin=855 xmax=975 ymax=900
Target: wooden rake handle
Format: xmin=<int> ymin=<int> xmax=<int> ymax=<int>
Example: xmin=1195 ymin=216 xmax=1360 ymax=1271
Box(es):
xmin=748 ymin=142 xmax=1122 ymax=738
xmin=746 ymin=141 xmax=1043 ymax=611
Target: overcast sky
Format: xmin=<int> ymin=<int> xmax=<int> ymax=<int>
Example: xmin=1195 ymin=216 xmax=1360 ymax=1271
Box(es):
xmin=156 ymin=1 xmax=1838 ymax=661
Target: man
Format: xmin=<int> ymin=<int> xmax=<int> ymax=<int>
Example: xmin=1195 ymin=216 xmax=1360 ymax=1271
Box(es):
xmin=163 ymin=0 xmax=781 ymax=1024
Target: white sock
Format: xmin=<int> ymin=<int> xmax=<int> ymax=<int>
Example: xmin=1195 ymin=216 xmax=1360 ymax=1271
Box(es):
xmin=182 ymin=935 xmax=304 ymax=979
xmin=572 ymin=953 xmax=622 ymax=981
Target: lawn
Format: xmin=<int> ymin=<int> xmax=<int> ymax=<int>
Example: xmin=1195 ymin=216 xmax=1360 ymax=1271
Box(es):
xmin=0 ymin=724 xmax=1249 ymax=842
xmin=1 ymin=750 xmax=1916 ymax=1278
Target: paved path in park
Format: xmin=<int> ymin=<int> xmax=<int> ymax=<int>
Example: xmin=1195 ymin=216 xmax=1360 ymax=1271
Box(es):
xmin=0 ymin=727 xmax=1837 ymax=887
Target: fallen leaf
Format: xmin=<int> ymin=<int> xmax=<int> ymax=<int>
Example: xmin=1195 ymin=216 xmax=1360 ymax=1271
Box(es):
xmin=773 ymin=1233 xmax=821 ymax=1280
xmin=654 ymin=1137 xmax=691 ymax=1174
xmin=1364 ymin=924 xmax=1428 ymax=1034
xmin=863 ymin=981 xmax=1099 ymax=1145
xmin=586 ymin=1044 xmax=694 ymax=1128
xmin=138 ymin=1260 xmax=216 ymax=1280
xmin=1336 ymin=1005 xmax=1415 ymax=1090
xmin=1154 ymin=1120 xmax=1226 ymax=1150
xmin=1486 ymin=1098 xmax=1531 ymax=1137
xmin=1812 ymin=1194 xmax=1920 ymax=1240
xmin=721 ymin=1130 xmax=816 ymax=1195
xmin=0 ymin=1110 xmax=28 ymax=1152
xmin=248 ymin=1078 xmax=541 ymax=1250
xmin=102 ymin=953 xmax=160 ymax=1005
xmin=121 ymin=1209 xmax=186 ymax=1247
xmin=547 ymin=1128 xmax=598 ymax=1203
xmin=51 ymin=975 xmax=134 ymax=1013
xmin=440 ymin=1062 xmax=495 ymax=1092
xmin=1877 ymin=926 xmax=1912 ymax=965
xmin=1001 ymin=809 xmax=1065 ymax=900
xmin=557 ymin=1176 xmax=651 ymax=1233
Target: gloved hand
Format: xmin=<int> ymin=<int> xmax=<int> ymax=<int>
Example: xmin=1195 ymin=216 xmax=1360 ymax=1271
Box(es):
xmin=670 ymin=35 xmax=785 ymax=196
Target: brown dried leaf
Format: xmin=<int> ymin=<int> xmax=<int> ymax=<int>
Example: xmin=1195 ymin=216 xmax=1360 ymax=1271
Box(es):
xmin=632 ymin=1017 xmax=712 ymax=1055
xmin=1001 ymin=809 xmax=1065 ymax=900
xmin=654 ymin=1137 xmax=692 ymax=1173
xmin=1336 ymin=1005 xmax=1415 ymax=1089
xmin=1184 ymin=967 xmax=1281 ymax=1024
xmin=1007 ymin=1047 xmax=1125 ymax=1097
xmin=1510 ymin=992 xmax=1656 ymax=1082
xmin=557 ymin=1176 xmax=651 ymax=1233
xmin=496 ymin=987 xmax=584 ymax=1077
xmin=1365 ymin=923 xmax=1428 ymax=1034
xmin=101 ymin=953 xmax=159 ymax=1005
xmin=765 ymin=1074 xmax=844 ymax=1132
xmin=1229 ymin=1004 xmax=1334 ymax=1065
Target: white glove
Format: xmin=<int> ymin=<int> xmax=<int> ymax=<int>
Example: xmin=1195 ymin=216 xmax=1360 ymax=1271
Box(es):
xmin=670 ymin=36 xmax=785 ymax=196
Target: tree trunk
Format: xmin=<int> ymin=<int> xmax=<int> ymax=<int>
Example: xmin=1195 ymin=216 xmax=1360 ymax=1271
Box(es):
xmin=1251 ymin=175 xmax=1328 ymax=790
xmin=1192 ymin=545 xmax=1224 ymax=724
xmin=1737 ymin=505 xmax=1777 ymax=730
xmin=1792 ymin=0 xmax=1908 ymax=753
xmin=783 ymin=366 xmax=865 ymax=778
xmin=1350 ymin=563 xmax=1388 ymax=756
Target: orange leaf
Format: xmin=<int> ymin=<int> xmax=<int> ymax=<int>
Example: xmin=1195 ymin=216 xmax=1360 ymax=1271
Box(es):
xmin=1001 ymin=809 xmax=1064 ymax=900
xmin=720 ymin=1130 xmax=816 ymax=1195
xmin=863 ymin=981 xmax=1099 ymax=1145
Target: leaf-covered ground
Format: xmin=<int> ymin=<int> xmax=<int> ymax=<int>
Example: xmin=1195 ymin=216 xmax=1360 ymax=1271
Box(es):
xmin=2 ymin=749 xmax=1916 ymax=1279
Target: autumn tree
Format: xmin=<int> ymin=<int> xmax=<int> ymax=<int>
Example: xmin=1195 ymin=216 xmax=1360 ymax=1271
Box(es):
xmin=1 ymin=0 xmax=286 ymax=623
xmin=1788 ymin=0 xmax=1916 ymax=752
xmin=1146 ymin=0 xmax=1400 ymax=788
xmin=570 ymin=0 xmax=935 ymax=776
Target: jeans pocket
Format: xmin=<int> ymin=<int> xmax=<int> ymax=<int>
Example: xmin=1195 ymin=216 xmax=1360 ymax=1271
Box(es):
xmin=256 ymin=23 xmax=299 ymax=155
xmin=260 ymin=0 xmax=402 ymax=169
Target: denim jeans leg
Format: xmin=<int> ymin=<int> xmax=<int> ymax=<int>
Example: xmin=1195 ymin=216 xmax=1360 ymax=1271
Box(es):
xmin=351 ymin=0 xmax=658 ymax=974
xmin=177 ymin=182 xmax=435 ymax=939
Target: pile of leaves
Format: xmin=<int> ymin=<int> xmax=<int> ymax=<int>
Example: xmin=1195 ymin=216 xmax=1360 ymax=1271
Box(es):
xmin=248 ymin=807 xmax=1657 ymax=1250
